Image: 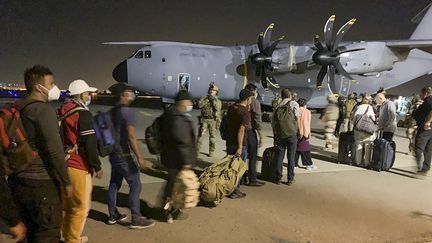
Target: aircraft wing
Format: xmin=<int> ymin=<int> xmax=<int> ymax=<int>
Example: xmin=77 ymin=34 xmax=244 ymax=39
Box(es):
xmin=103 ymin=41 xmax=224 ymax=49
xmin=386 ymin=39 xmax=432 ymax=53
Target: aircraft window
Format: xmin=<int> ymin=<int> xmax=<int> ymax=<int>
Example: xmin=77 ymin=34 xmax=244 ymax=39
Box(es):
xmin=145 ymin=50 xmax=151 ymax=58
xmin=178 ymin=73 xmax=190 ymax=91
xmin=135 ymin=51 xmax=143 ymax=58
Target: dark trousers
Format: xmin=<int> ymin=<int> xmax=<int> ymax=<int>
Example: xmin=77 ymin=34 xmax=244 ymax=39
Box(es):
xmin=415 ymin=129 xmax=432 ymax=171
xmin=108 ymin=163 xmax=142 ymax=219
xmin=334 ymin=116 xmax=344 ymax=136
xmin=226 ymin=145 xmax=247 ymax=192
xmin=163 ymin=168 xmax=180 ymax=201
xmin=247 ymin=129 xmax=258 ymax=183
xmin=295 ymin=151 xmax=313 ymax=166
xmin=382 ymin=132 xmax=394 ymax=141
xmin=276 ymin=136 xmax=297 ymax=181
xmin=8 ymin=177 xmax=62 ymax=243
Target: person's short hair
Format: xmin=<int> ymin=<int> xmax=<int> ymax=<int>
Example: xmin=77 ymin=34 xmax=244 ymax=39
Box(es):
xmin=244 ymin=83 xmax=257 ymax=92
xmin=24 ymin=65 xmax=53 ymax=93
xmin=297 ymin=98 xmax=307 ymax=107
xmin=292 ymin=92 xmax=298 ymax=100
xmin=362 ymin=95 xmax=372 ymax=104
xmin=421 ymin=86 xmax=432 ymax=96
xmin=239 ymin=89 xmax=254 ymax=101
xmin=281 ymin=88 xmax=292 ymax=99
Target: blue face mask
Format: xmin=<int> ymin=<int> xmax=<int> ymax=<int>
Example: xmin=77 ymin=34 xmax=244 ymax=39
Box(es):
xmin=185 ymin=105 xmax=193 ymax=112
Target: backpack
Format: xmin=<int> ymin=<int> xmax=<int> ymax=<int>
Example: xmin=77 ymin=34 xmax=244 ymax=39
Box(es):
xmin=57 ymin=106 xmax=86 ymax=157
xmin=219 ymin=111 xmax=228 ymax=140
xmin=93 ymin=111 xmax=116 ymax=157
xmin=145 ymin=116 xmax=162 ymax=155
xmin=199 ymin=155 xmax=247 ymax=205
xmin=0 ymin=104 xmax=37 ymax=176
xmin=273 ymin=104 xmax=298 ymax=139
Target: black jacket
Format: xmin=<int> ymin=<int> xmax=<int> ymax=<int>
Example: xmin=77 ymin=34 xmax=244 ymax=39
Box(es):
xmin=160 ymin=107 xmax=197 ymax=170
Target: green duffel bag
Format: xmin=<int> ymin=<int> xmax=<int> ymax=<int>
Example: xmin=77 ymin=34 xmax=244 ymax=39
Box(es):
xmin=199 ymin=155 xmax=247 ymax=205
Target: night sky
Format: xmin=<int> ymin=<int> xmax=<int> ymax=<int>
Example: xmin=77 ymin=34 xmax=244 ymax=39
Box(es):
xmin=0 ymin=0 xmax=430 ymax=94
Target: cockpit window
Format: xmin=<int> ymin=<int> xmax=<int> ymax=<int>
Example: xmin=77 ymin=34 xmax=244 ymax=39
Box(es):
xmin=134 ymin=51 xmax=143 ymax=58
xmin=145 ymin=50 xmax=151 ymax=58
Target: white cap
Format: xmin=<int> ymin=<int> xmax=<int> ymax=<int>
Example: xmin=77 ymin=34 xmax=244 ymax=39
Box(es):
xmin=68 ymin=79 xmax=97 ymax=96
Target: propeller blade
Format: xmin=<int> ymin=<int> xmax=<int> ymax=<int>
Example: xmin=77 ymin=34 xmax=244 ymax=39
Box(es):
xmin=328 ymin=65 xmax=336 ymax=93
xmin=316 ymin=65 xmax=328 ymax=88
xmin=334 ymin=61 xmax=355 ymax=80
xmin=333 ymin=18 xmax=356 ymax=52
xmin=264 ymin=36 xmax=284 ymax=56
xmin=260 ymin=66 xmax=268 ymax=90
xmin=324 ymin=15 xmax=336 ymax=50
xmin=337 ymin=48 xmax=365 ymax=56
xmin=314 ymin=41 xmax=325 ymax=50
xmin=263 ymin=23 xmax=274 ymax=49
xmin=257 ymin=32 xmax=264 ymax=53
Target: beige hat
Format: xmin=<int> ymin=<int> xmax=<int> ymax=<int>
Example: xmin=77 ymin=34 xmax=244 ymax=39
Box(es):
xmin=68 ymin=79 xmax=97 ymax=96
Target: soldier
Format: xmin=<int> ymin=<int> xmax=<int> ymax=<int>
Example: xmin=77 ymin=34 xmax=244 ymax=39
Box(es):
xmin=406 ymin=95 xmax=422 ymax=155
xmin=344 ymin=93 xmax=357 ymax=132
xmin=197 ymin=82 xmax=222 ymax=157
xmin=321 ymin=94 xmax=340 ymax=150
xmin=272 ymin=92 xmax=282 ymax=109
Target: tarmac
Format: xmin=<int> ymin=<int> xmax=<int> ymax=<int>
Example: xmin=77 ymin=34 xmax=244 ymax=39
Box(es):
xmin=2 ymin=104 xmax=432 ymax=243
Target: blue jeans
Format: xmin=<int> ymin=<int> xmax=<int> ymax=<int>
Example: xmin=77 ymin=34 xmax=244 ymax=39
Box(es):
xmin=276 ymin=136 xmax=297 ymax=181
xmin=226 ymin=145 xmax=247 ymax=192
xmin=107 ymin=162 xmax=142 ymax=219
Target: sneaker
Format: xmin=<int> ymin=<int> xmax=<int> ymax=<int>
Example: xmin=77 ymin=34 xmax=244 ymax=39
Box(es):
xmin=107 ymin=212 xmax=128 ymax=225
xmin=166 ymin=212 xmax=174 ymax=224
xmin=172 ymin=209 xmax=189 ymax=220
xmin=247 ymin=181 xmax=265 ymax=187
xmin=80 ymin=236 xmax=89 ymax=243
xmin=228 ymin=191 xmax=246 ymax=199
xmin=306 ymin=165 xmax=317 ymax=170
xmin=129 ymin=216 xmax=156 ymax=229
xmin=285 ymin=179 xmax=295 ymax=186
xmin=272 ymin=178 xmax=281 ymax=185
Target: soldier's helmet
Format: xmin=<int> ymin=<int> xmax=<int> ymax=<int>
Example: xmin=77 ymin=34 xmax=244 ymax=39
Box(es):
xmin=208 ymin=82 xmax=219 ymax=94
xmin=327 ymin=94 xmax=339 ymax=104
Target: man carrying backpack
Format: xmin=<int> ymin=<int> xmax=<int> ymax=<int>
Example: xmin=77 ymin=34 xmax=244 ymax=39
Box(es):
xmin=272 ymin=88 xmax=299 ymax=185
xmin=107 ymin=84 xmax=155 ymax=229
xmin=160 ymin=90 xmax=197 ymax=222
xmin=58 ymin=79 xmax=103 ymax=243
xmin=8 ymin=65 xmax=71 ymax=242
xmin=197 ymin=82 xmax=222 ymax=157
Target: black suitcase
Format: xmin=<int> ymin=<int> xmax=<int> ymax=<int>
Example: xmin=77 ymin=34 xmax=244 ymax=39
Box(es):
xmin=338 ymin=131 xmax=354 ymax=164
xmin=261 ymin=146 xmax=278 ymax=181
xmin=371 ymin=138 xmax=396 ymax=171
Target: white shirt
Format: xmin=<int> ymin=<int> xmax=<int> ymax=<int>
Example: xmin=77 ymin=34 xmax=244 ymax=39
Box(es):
xmin=352 ymin=104 xmax=376 ymax=123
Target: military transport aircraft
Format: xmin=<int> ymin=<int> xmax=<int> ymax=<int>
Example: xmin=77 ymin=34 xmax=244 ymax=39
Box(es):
xmin=105 ymin=3 xmax=432 ymax=108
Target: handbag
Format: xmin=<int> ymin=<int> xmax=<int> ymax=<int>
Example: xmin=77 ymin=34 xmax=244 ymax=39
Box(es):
xmin=354 ymin=106 xmax=377 ymax=135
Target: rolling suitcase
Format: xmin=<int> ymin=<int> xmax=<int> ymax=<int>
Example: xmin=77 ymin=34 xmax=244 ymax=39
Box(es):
xmin=261 ymin=146 xmax=278 ymax=181
xmin=338 ymin=131 xmax=354 ymax=164
xmin=371 ymin=137 xmax=396 ymax=172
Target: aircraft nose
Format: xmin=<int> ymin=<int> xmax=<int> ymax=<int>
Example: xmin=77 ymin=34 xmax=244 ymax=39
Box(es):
xmin=112 ymin=60 xmax=128 ymax=83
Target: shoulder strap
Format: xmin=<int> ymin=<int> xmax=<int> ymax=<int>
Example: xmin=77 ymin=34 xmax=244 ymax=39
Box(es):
xmin=59 ymin=107 xmax=86 ymax=121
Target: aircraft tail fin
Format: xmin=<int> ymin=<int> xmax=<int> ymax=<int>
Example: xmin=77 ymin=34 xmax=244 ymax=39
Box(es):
xmin=410 ymin=2 xmax=432 ymax=39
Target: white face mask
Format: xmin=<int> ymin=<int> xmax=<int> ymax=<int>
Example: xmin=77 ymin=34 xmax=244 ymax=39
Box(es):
xmin=40 ymin=84 xmax=61 ymax=101
xmin=127 ymin=92 xmax=136 ymax=102
xmin=85 ymin=96 xmax=91 ymax=106
xmin=185 ymin=105 xmax=193 ymax=112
